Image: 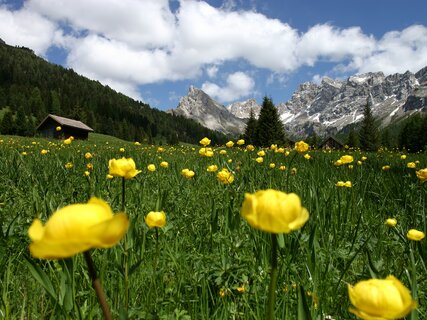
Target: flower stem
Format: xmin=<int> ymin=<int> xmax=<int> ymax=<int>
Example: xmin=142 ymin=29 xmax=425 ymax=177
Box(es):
xmin=266 ymin=233 xmax=279 ymax=320
xmin=121 ymin=177 xmax=129 ymax=312
xmin=84 ymin=251 xmax=112 ymax=320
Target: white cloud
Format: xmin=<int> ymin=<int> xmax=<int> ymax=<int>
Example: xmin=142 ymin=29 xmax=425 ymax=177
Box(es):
xmin=202 ymin=71 xmax=255 ymax=102
xmin=0 ymin=0 xmax=426 ymax=101
xmin=0 ymin=5 xmax=57 ymax=54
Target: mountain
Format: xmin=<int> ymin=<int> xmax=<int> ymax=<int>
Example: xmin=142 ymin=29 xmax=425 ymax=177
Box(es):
xmin=170 ymin=86 xmax=246 ymax=135
xmin=0 ymin=40 xmax=227 ymax=144
xmin=172 ymin=67 xmax=427 ymax=138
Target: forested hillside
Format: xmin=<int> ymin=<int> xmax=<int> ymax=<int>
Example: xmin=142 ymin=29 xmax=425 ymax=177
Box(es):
xmin=0 ymin=41 xmax=227 ymax=144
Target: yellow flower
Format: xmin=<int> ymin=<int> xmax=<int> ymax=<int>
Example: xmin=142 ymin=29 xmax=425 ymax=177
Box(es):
xmin=63 ymin=138 xmax=72 ymax=145
xmin=304 ymin=153 xmax=311 ymax=160
xmin=21 ymin=151 xmax=27 ymax=156
xmin=269 ymin=163 xmax=276 ymax=169
xmin=416 ymin=168 xmax=427 ymax=183
xmin=236 ymin=286 xmax=245 ymax=293
xmin=85 ymin=152 xmax=93 ymax=160
xmin=336 ymin=181 xmax=345 ymax=187
xmin=207 ymin=165 xmax=218 ymax=172
xmin=237 ymin=139 xmax=245 ymax=145
xmin=147 ymin=164 xmax=156 ymax=172
xmin=199 ymin=137 xmax=211 ymax=146
xmin=270 ymin=144 xmax=277 ymax=150
xmin=294 ymin=141 xmax=309 ymax=153
xmin=157 ymin=147 xmax=164 ymax=152
xmin=69 ymin=136 xmax=74 ymax=141
xmin=357 ymin=161 xmax=362 ymax=166
xmin=291 ymin=167 xmax=297 ymax=175
xmin=361 ymin=156 xmax=367 ymax=161
xmin=144 ymin=211 xmax=166 ymax=228
xmin=217 ymin=168 xmax=234 ymax=184
xmin=86 ymin=163 xmax=93 ymax=170
xmin=385 ymin=218 xmax=397 ymax=227
xmin=226 ymin=141 xmax=234 ymax=148
xmin=348 ymin=275 xmax=416 ymax=320
xmin=340 ymin=155 xmax=354 ymax=164
xmin=119 ymin=147 xmax=125 ymax=153
xmin=257 ymin=150 xmax=266 ymax=157
xmin=246 ymin=144 xmax=255 ymax=151
xmin=407 ymin=162 xmax=416 ymax=169
xmin=40 ymin=149 xmax=48 ymax=155
xmin=241 ymin=189 xmax=309 ymax=234
xmin=382 ymin=165 xmax=391 ymax=171
xmin=279 ymin=165 xmax=286 ymax=171
xmin=56 ymin=126 xmax=62 ymax=131
xmin=348 ymin=165 xmax=354 ymax=169
xmin=344 ymin=181 xmax=352 ymax=188
xmin=407 ymin=229 xmax=425 ymax=241
xmin=181 ymin=168 xmax=195 ymax=179
xmin=134 ymin=141 xmax=141 ymax=146
xmin=84 ymin=171 xmax=90 ymax=177
xmin=227 ymin=159 xmax=232 ymax=163
xmin=255 ymin=157 xmax=264 ymax=163
xmin=28 ymin=197 xmax=129 ymax=259
xmin=334 ymin=160 xmax=343 ymax=166
xmin=219 ymin=288 xmax=226 ymax=298
xmin=106 ymin=174 xmax=114 ymax=179
xmin=64 ymin=162 xmax=73 ymax=169
xmin=400 ymin=154 xmax=407 ymax=160
xmin=108 ymin=158 xmax=141 ymax=179
xmin=276 ymin=147 xmax=285 ymax=153
xmin=219 ymin=149 xmax=227 ymax=155
xmin=199 ymin=147 xmax=214 ymax=157
xmin=160 ymin=161 xmax=169 ymax=168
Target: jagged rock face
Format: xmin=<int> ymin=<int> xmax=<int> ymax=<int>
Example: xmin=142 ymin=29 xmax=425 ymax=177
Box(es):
xmin=172 ymin=86 xmax=246 ymax=135
xmin=226 ymin=99 xmax=261 ymax=119
xmin=276 ymin=68 xmax=425 ymax=137
xmin=172 ymin=67 xmax=427 ymax=137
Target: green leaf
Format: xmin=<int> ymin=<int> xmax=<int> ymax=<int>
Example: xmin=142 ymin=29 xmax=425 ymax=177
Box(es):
xmin=297 ymin=285 xmax=312 ymax=320
xmin=24 ymin=257 xmax=57 ymax=302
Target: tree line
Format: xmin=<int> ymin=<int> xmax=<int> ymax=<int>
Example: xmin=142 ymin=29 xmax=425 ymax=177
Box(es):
xmin=0 ymin=42 xmax=227 ymax=144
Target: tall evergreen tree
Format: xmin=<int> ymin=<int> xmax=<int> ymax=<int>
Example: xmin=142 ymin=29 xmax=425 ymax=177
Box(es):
xmin=0 ymin=110 xmax=15 ymax=134
xmin=359 ymin=98 xmax=379 ymax=151
xmin=253 ymin=96 xmax=285 ymax=147
xmin=347 ymin=128 xmax=360 ymax=148
xmin=243 ymin=109 xmax=257 ymax=144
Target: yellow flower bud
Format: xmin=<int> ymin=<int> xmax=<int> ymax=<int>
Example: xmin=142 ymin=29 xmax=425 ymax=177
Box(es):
xmin=416 ymin=168 xmax=427 ymax=183
xmin=385 ymin=218 xmax=397 ymax=227
xmin=348 ymin=275 xmax=416 ymax=320
xmin=144 ymin=211 xmax=166 ymax=228
xmin=294 ymin=141 xmax=309 ymax=153
xmin=241 ymin=189 xmax=309 ymax=234
xmin=147 ymin=164 xmax=156 ymax=172
xmin=407 ymin=229 xmax=425 ymax=241
xmin=160 ymin=161 xmax=169 ymax=168
xmin=236 ymin=139 xmax=245 ymax=145
xmin=225 ymin=141 xmax=234 ymax=148
xmin=108 ymin=158 xmax=141 ymax=179
xmin=199 ymin=137 xmax=211 ymax=146
xmin=28 ymin=197 xmax=128 ymax=259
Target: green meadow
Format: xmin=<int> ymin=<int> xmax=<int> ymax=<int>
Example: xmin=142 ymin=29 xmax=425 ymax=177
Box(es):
xmin=0 ymin=134 xmax=426 ymax=319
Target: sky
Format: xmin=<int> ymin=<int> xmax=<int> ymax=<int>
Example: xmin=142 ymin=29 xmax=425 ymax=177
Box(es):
xmin=0 ymin=0 xmax=427 ymax=111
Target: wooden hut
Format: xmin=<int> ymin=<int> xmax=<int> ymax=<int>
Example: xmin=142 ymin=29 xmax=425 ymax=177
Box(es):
xmin=319 ymin=136 xmax=344 ymax=150
xmin=36 ymin=114 xmax=94 ymax=140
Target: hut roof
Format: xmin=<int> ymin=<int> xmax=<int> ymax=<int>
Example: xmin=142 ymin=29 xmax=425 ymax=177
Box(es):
xmin=36 ymin=114 xmax=94 ymax=132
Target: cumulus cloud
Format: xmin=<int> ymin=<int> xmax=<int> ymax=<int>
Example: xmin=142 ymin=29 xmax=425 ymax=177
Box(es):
xmin=0 ymin=5 xmax=58 ymax=54
xmin=202 ymin=71 xmax=255 ymax=102
xmin=0 ymin=0 xmax=427 ymax=103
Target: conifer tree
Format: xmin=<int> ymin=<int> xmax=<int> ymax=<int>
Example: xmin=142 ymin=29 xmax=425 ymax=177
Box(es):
xmin=347 ymin=128 xmax=360 ymax=148
xmin=243 ymin=109 xmax=257 ymax=144
xmin=359 ymin=98 xmax=379 ymax=151
xmin=253 ymin=96 xmax=285 ymax=147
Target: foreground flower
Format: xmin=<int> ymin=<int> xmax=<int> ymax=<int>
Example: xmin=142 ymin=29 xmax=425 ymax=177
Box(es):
xmin=108 ymin=158 xmax=141 ymax=179
xmin=348 ymin=275 xmax=416 ymax=320
xmin=237 ymin=139 xmax=245 ymax=145
xmin=407 ymin=229 xmax=425 ymax=241
xmin=144 ymin=211 xmax=166 ymax=228
xmin=295 ymin=141 xmax=309 ymax=153
xmin=199 ymin=137 xmax=211 ymax=146
xmin=28 ymin=197 xmax=129 ymax=259
xmin=416 ymin=168 xmax=427 ymax=183
xmin=385 ymin=218 xmax=397 ymax=227
xmin=217 ymin=168 xmax=234 ymax=184
xmin=241 ymin=189 xmax=309 ymax=234
xmin=63 ymin=138 xmax=72 ymax=145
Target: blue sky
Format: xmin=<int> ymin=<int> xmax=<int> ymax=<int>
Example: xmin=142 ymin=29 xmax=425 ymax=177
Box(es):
xmin=1 ymin=0 xmax=427 ymax=111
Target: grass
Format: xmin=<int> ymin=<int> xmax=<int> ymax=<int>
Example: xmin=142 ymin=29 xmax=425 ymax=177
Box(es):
xmin=0 ymin=134 xmax=426 ymax=319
